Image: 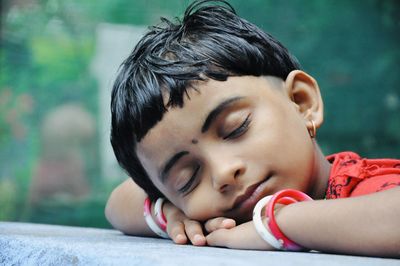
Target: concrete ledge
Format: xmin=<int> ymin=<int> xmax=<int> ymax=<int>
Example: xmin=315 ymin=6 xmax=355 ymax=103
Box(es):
xmin=0 ymin=222 xmax=398 ymax=265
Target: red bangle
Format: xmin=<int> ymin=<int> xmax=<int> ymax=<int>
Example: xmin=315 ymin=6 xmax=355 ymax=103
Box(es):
xmin=266 ymin=189 xmax=313 ymax=251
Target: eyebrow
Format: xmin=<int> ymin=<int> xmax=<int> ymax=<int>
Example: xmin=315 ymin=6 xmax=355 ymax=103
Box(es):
xmin=159 ymin=96 xmax=245 ymax=183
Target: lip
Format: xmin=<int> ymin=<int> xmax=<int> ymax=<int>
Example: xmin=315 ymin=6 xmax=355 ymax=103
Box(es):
xmin=231 ymin=175 xmax=272 ymax=212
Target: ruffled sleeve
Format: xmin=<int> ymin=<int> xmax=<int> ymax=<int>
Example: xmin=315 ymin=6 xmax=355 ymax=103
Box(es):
xmin=325 ymin=152 xmax=400 ymax=199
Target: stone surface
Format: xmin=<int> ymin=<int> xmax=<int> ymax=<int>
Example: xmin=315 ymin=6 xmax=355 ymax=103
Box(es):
xmin=0 ymin=222 xmax=398 ymax=266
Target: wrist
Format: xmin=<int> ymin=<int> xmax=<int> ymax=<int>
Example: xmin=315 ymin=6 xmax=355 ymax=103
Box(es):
xmin=163 ymin=201 xmax=181 ymax=219
xmin=274 ymin=200 xmax=310 ymax=250
xmin=266 ymin=190 xmax=312 ymax=251
xmin=252 ymin=189 xmax=312 ymax=251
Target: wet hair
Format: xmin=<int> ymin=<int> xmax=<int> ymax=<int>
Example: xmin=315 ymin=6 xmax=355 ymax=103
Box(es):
xmin=110 ymin=0 xmax=301 ymax=199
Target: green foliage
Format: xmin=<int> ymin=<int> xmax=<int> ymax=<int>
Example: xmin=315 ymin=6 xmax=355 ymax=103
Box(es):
xmin=26 ymin=188 xmax=114 ymax=228
xmin=0 ymin=179 xmax=17 ymax=220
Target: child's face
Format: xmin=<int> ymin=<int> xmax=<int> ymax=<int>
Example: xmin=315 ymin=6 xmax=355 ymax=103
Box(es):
xmin=137 ymin=75 xmax=320 ymax=223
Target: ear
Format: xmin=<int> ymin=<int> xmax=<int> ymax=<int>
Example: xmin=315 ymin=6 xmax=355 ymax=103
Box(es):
xmin=284 ymin=70 xmax=324 ymax=129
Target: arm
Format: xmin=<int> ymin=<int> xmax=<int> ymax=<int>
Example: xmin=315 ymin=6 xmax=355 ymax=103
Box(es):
xmin=279 ymin=187 xmax=400 ymax=257
xmin=206 ymin=187 xmax=400 ymax=258
xmin=105 ymin=179 xmax=153 ymax=236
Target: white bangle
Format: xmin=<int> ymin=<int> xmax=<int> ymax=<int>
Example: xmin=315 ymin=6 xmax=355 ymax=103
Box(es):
xmin=143 ymin=198 xmax=170 ymax=239
xmin=252 ymin=195 xmax=283 ymax=249
xmin=154 ymin=198 xmax=167 ymax=231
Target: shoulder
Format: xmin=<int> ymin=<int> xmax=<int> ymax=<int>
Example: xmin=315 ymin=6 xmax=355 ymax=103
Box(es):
xmin=325 ymin=151 xmax=400 ymax=199
xmin=351 ymin=173 xmax=400 ymax=197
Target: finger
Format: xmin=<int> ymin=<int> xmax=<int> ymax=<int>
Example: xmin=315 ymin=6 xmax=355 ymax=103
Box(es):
xmin=167 ymin=220 xmax=188 ymax=245
xmin=183 ymin=219 xmax=206 ymax=246
xmin=163 ymin=202 xmax=189 ymax=244
xmin=205 ymin=217 xmax=236 ymax=233
xmin=205 ymin=228 xmax=231 ymax=248
xmin=206 ymin=222 xmax=272 ymax=250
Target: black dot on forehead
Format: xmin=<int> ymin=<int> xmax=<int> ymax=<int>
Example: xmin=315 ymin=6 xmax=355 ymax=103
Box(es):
xmin=191 ymin=139 xmax=198 ymax=144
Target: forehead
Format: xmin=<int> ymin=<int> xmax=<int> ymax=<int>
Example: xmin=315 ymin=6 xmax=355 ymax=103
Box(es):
xmin=136 ymin=76 xmax=281 ymax=178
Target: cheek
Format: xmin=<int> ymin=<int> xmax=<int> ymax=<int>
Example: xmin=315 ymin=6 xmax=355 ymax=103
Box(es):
xmin=156 ymin=183 xmax=218 ymax=221
xmin=252 ymin=105 xmax=314 ymax=175
xmin=180 ymin=189 xmax=220 ymax=221
xmin=274 ymin=132 xmax=315 ymax=190
xmin=183 ymin=207 xmax=216 ymax=222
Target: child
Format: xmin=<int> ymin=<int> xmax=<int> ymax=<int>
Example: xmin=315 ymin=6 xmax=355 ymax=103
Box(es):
xmin=105 ymin=0 xmax=400 ymax=257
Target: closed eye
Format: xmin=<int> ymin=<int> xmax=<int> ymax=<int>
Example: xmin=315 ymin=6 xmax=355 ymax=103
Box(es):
xmin=223 ymin=114 xmax=251 ymax=140
xmin=178 ymin=165 xmax=200 ymax=195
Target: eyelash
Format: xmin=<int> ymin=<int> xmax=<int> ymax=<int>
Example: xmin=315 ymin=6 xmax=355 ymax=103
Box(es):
xmin=223 ymin=114 xmax=251 ymax=140
xmin=178 ymin=165 xmax=200 ymax=194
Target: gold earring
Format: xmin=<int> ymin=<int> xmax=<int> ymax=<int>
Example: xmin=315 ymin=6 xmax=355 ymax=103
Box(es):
xmin=308 ymin=120 xmax=316 ymax=138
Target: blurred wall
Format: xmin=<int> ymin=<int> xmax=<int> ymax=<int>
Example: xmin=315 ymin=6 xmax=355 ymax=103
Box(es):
xmin=91 ymin=23 xmax=146 ymax=181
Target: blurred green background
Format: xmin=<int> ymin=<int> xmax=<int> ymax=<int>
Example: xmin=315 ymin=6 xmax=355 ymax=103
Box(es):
xmin=0 ymin=0 xmax=399 ymax=228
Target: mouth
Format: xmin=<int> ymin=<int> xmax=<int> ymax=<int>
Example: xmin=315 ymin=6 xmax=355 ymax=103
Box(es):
xmin=231 ymin=174 xmax=272 ymax=212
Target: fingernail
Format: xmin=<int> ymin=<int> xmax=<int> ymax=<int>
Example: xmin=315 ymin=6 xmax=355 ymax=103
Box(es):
xmin=176 ymin=234 xmax=186 ymax=244
xmin=222 ymin=219 xmax=235 ymax=227
xmin=194 ymin=234 xmax=204 ymax=244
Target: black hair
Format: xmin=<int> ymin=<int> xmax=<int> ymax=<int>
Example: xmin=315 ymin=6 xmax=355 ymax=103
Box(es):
xmin=110 ymin=0 xmax=301 ymax=199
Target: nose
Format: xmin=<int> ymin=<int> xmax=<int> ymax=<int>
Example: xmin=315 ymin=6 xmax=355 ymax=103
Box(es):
xmin=208 ymin=154 xmax=246 ymax=193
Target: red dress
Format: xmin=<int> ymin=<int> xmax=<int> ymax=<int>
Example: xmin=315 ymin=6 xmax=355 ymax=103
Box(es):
xmin=325 ymin=151 xmax=400 ymax=199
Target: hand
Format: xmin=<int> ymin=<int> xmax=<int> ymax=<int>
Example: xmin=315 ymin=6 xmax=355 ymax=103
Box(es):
xmin=162 ymin=202 xmax=207 ymax=246
xmin=205 ymin=219 xmax=275 ymax=250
